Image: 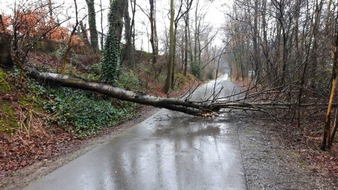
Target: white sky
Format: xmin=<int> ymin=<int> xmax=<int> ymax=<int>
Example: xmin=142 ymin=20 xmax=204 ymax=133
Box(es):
xmin=0 ymin=0 xmax=233 ymax=51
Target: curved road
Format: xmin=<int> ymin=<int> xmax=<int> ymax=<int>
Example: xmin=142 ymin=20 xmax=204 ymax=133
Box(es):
xmin=24 ymin=75 xmax=247 ymax=190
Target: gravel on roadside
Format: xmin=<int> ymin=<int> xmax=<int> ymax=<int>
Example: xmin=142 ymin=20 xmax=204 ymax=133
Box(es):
xmin=238 ymin=119 xmax=337 ymax=190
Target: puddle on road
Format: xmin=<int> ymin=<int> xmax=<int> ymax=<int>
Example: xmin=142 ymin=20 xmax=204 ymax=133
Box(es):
xmin=149 ymin=111 xmax=233 ymax=140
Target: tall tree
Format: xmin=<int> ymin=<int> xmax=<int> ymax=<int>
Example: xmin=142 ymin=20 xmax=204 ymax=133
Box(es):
xmin=99 ymin=0 xmax=104 ymax=49
xmin=122 ymin=0 xmax=135 ymax=69
xmin=309 ymin=0 xmax=324 ymax=90
xmin=183 ymin=6 xmax=190 ymax=76
xmin=114 ymin=0 xmax=127 ymax=44
xmin=149 ymin=0 xmax=159 ymax=67
xmin=252 ymin=0 xmax=260 ymax=82
xmin=101 ymin=0 xmax=129 ymax=84
xmin=85 ymin=0 xmax=99 ymax=52
xmin=321 ymin=0 xmax=337 ymax=151
xmin=164 ymin=0 xmax=175 ymax=93
xmin=137 ymin=0 xmax=158 ymax=68
xmin=130 ymin=0 xmax=137 ymax=52
xmin=123 ymin=0 xmax=135 ymax=69
xmin=101 ymin=0 xmax=120 ymax=85
xmin=171 ymin=0 xmax=193 ymax=84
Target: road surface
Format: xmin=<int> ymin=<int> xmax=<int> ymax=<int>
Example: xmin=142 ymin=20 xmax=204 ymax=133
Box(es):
xmin=23 ymin=75 xmax=247 ymax=190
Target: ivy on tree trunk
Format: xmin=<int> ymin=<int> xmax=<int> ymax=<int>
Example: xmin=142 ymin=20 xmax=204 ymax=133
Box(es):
xmin=101 ymin=0 xmax=120 ymax=85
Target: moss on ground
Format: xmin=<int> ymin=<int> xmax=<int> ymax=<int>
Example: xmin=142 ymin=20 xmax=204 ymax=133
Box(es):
xmin=0 ymin=70 xmax=17 ymax=133
xmin=0 ymin=102 xmax=18 ymax=133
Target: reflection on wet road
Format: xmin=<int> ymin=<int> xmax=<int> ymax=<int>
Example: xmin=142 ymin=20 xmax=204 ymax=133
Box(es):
xmin=23 ymin=76 xmax=246 ymax=190
xmin=188 ymin=74 xmax=238 ymax=102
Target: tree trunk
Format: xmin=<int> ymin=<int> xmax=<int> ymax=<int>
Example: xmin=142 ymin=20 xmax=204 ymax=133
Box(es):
xmin=310 ymin=0 xmax=324 ymax=90
xmin=0 ymin=33 xmax=13 ymax=70
xmin=252 ymin=0 xmax=260 ymax=82
xmin=99 ymin=0 xmax=104 ymax=49
xmin=321 ymin=13 xmax=338 ymax=150
xmin=124 ymin=0 xmax=135 ymax=69
xmin=114 ymin=0 xmax=126 ymax=44
xmin=184 ymin=12 xmax=189 ymax=76
xmin=79 ymin=21 xmax=91 ymax=48
xmin=101 ymin=0 xmax=121 ymax=85
xmin=130 ymin=0 xmax=136 ymax=56
xmin=149 ymin=0 xmax=158 ymax=68
xmin=164 ymin=0 xmax=175 ymax=93
xmin=27 ymin=68 xmax=211 ymax=116
xmin=85 ymin=0 xmax=99 ymax=52
xmin=25 ymin=64 xmax=335 ymax=119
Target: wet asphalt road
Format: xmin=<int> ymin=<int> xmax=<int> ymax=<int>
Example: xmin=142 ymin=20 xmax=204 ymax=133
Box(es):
xmin=23 ymin=75 xmax=247 ymax=190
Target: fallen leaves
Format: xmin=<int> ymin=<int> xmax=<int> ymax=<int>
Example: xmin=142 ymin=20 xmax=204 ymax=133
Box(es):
xmin=0 ymin=127 xmax=78 ymax=177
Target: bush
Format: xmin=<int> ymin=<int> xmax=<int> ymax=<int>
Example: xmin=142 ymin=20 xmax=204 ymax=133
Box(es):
xmin=116 ymin=69 xmax=141 ymax=91
xmin=174 ymin=72 xmax=188 ymax=88
xmin=191 ymin=63 xmax=202 ymax=78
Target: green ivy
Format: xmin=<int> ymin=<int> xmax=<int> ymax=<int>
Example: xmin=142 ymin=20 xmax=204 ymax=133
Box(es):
xmin=116 ymin=69 xmax=140 ymax=91
xmin=101 ymin=0 xmax=120 ymax=85
xmin=44 ymin=87 xmax=135 ymax=138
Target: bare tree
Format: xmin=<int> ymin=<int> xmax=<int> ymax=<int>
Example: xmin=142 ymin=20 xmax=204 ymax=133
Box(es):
xmin=224 ymin=0 xmax=338 ymax=150
xmin=61 ymin=0 xmax=80 ymax=74
xmin=123 ymin=0 xmax=135 ymax=69
xmin=321 ymin=0 xmax=337 ymax=151
xmin=149 ymin=0 xmax=158 ymax=67
xmin=136 ymin=0 xmax=158 ymax=71
xmin=10 ymin=0 xmax=70 ymax=83
xmin=164 ymin=0 xmax=175 ymax=93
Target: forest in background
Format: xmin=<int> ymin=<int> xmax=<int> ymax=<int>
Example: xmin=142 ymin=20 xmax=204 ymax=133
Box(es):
xmin=0 ymin=0 xmax=337 ymax=183
xmin=224 ymin=0 xmax=338 ymax=151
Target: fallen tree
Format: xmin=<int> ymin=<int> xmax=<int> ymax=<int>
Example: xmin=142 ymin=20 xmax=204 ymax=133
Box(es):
xmin=19 ymin=65 xmax=338 ymax=150
xmin=27 ymin=66 xmax=216 ymax=116
xmin=26 ymin=66 xmax=331 ymax=117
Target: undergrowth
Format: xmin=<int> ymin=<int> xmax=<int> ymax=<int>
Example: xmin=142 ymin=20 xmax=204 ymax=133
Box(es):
xmin=43 ymin=87 xmax=136 ymax=138
xmin=0 ymin=70 xmax=18 ymax=133
xmin=0 ymin=67 xmax=138 ymax=138
xmin=1 ymin=48 xmax=197 ymax=138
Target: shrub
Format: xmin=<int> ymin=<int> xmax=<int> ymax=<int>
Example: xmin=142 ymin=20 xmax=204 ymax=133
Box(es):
xmin=191 ymin=63 xmax=202 ymax=78
xmin=116 ymin=69 xmax=141 ymax=91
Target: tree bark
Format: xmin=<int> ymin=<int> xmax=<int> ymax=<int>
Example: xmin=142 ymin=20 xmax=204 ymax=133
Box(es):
xmin=27 ymin=67 xmax=210 ymax=116
xmin=164 ymin=0 xmax=175 ymax=93
xmin=149 ymin=0 xmax=158 ymax=67
xmin=0 ymin=32 xmax=13 ymax=70
xmin=124 ymin=0 xmax=135 ymax=69
xmin=321 ymin=27 xmax=338 ymax=151
xmin=183 ymin=12 xmax=189 ymax=76
xmin=85 ymin=0 xmax=99 ymax=52
xmin=26 ymin=65 xmax=334 ymax=119
xmin=114 ymin=0 xmax=127 ymax=44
